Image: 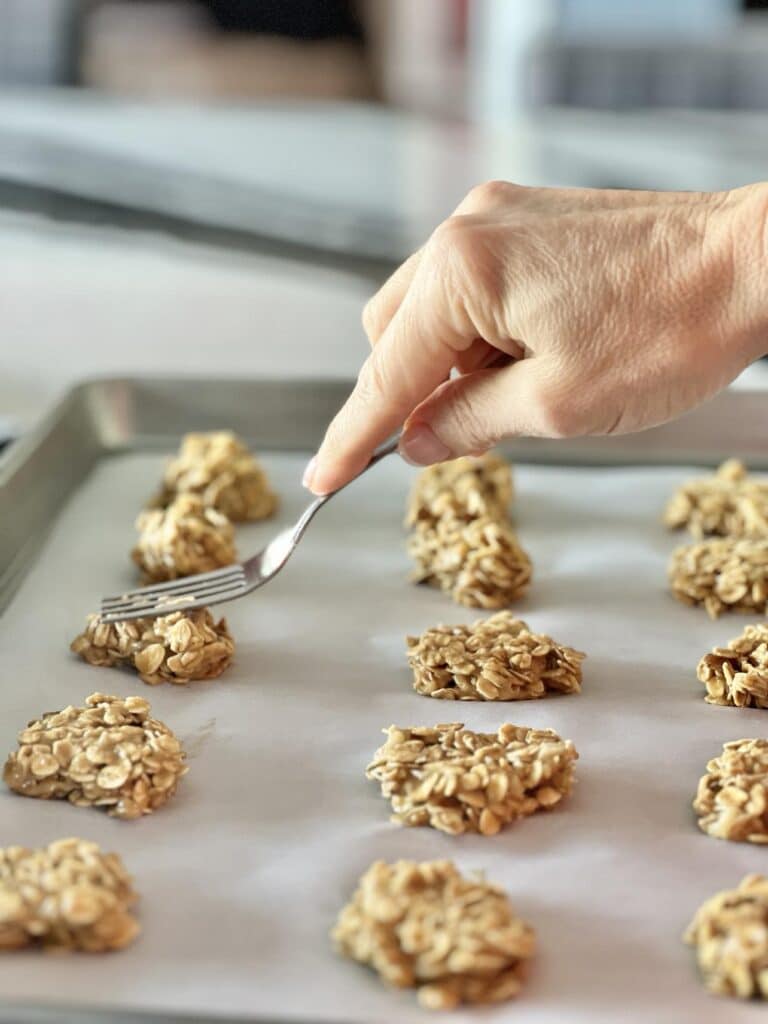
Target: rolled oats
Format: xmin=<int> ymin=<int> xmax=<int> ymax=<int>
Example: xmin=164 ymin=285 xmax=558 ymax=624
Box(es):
xmin=406 ymin=455 xmax=531 ymax=609
xmin=407 ymin=611 xmax=584 ymax=701
xmin=407 ymin=453 xmax=514 ymax=522
xmin=668 ymin=538 xmax=768 ymax=619
xmin=684 ymin=874 xmax=768 ymax=999
xmin=697 ymin=624 xmax=768 ymax=708
xmin=408 ymin=515 xmax=532 ymax=609
xmin=132 ymin=493 xmax=236 ymax=582
xmin=153 ymin=430 xmax=277 ymax=522
xmin=367 ymin=723 xmax=577 ymax=836
xmin=694 ymin=739 xmax=768 ymax=843
xmin=0 ymin=837 xmax=139 ymax=952
xmin=70 ymin=608 xmax=234 ymax=685
xmin=331 ymin=859 xmax=535 ymax=1011
xmin=665 ymin=460 xmax=768 ymax=540
xmin=4 ymin=693 xmax=187 ymax=819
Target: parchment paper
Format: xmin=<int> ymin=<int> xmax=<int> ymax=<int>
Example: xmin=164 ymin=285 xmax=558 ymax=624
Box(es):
xmin=0 ymin=451 xmax=766 ymax=1024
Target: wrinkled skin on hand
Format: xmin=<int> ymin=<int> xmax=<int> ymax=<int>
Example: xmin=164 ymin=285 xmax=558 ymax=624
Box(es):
xmin=307 ymin=181 xmax=768 ymax=494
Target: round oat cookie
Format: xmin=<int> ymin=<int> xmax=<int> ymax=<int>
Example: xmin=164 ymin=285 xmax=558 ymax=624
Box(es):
xmin=3 ymin=692 xmax=187 ymax=819
xmin=367 ymin=722 xmax=577 ymax=836
xmin=332 ymin=859 xmax=535 ymax=1010
xmin=0 ymin=837 xmax=139 ymax=952
xmin=407 ymin=610 xmax=584 ymax=701
xmin=694 ymin=738 xmax=768 ymax=843
xmin=685 ymin=874 xmax=768 ymax=999
xmin=71 ymin=607 xmax=234 ymax=685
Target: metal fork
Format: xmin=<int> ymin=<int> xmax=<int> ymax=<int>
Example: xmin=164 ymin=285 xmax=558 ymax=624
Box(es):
xmin=99 ymin=436 xmax=400 ymax=623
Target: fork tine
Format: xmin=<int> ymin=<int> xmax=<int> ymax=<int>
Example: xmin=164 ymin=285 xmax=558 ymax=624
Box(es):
xmin=102 ymin=565 xmax=245 ymax=605
xmin=102 ymin=576 xmax=247 ymax=614
xmin=99 ymin=581 xmax=248 ymax=623
xmin=100 ymin=577 xmax=245 ymax=610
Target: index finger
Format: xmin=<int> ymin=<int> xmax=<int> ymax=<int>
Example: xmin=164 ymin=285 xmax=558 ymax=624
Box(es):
xmin=307 ymin=274 xmax=474 ymax=494
xmin=363 ymin=248 xmax=422 ymax=346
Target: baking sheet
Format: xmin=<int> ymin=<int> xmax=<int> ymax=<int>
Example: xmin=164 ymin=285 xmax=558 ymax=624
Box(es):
xmin=0 ymin=448 xmax=766 ymax=1024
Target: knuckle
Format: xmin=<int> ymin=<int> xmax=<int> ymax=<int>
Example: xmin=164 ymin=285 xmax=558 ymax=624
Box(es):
xmin=430 ymin=215 xmax=477 ymax=262
xmin=432 ymin=214 xmax=470 ymax=244
xmin=465 ymin=179 xmax=518 ymax=210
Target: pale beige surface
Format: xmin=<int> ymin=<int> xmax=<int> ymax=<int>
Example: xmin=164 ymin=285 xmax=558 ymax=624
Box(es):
xmin=0 ymin=449 xmax=766 ymax=1022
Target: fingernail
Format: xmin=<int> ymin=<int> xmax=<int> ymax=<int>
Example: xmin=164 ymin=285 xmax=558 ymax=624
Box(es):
xmin=302 ymin=455 xmax=317 ymax=490
xmin=399 ymin=423 xmax=453 ymax=467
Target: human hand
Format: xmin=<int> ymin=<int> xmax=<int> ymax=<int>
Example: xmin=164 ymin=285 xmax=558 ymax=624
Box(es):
xmin=304 ymin=181 xmax=768 ymax=495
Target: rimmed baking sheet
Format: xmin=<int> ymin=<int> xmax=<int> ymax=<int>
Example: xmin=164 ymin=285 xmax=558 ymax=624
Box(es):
xmin=0 ymin=378 xmax=766 ymax=1024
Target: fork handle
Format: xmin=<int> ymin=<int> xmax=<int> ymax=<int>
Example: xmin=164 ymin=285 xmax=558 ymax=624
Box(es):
xmin=292 ymin=434 xmax=400 ymax=541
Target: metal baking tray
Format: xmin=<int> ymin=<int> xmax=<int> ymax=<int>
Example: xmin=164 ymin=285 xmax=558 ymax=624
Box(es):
xmin=1 ymin=377 xmax=767 ymax=1024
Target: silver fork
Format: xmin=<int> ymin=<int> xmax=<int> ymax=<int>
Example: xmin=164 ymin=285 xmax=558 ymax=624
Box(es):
xmin=99 ymin=436 xmax=400 ymax=623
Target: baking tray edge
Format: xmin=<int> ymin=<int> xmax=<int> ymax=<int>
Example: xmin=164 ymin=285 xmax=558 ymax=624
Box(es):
xmin=2 ymin=375 xmax=767 ymax=620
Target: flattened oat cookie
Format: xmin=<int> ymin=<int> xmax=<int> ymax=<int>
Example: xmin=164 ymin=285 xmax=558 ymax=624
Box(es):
xmin=71 ymin=608 xmax=234 ymax=685
xmin=4 ymin=693 xmax=187 ymax=819
xmin=694 ymin=739 xmax=768 ymax=843
xmin=668 ymin=538 xmax=768 ymax=618
xmin=367 ymin=722 xmax=577 ymax=836
xmin=407 ymin=611 xmax=584 ymax=700
xmin=697 ymin=624 xmax=768 ymax=708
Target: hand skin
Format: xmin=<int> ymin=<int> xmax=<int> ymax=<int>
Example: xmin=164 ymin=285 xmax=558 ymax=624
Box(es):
xmin=304 ymin=181 xmax=768 ymax=495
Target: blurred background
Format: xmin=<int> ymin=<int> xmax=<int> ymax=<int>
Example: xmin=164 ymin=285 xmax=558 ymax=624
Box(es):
xmin=3 ymin=0 xmax=768 ymax=441
xmin=6 ymin=0 xmax=768 ymax=112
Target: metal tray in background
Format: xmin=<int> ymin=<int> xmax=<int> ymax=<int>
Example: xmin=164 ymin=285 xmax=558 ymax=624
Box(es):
xmin=1 ymin=377 xmax=768 ymax=1024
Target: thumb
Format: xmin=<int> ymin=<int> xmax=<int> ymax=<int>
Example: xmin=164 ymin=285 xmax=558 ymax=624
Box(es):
xmin=399 ymin=361 xmax=551 ymax=465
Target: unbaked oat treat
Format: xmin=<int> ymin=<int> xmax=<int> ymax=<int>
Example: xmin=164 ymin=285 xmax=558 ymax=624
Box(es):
xmin=132 ymin=493 xmax=236 ymax=582
xmin=406 ymin=454 xmax=530 ymax=608
xmin=331 ymin=859 xmax=535 ymax=1011
xmin=4 ymin=693 xmax=187 ymax=819
xmin=668 ymin=538 xmax=768 ymax=619
xmin=71 ymin=608 xmax=234 ymax=685
xmin=367 ymin=723 xmax=577 ymax=836
xmin=665 ymin=460 xmax=768 ymax=540
xmin=0 ymin=838 xmax=139 ymax=951
xmin=154 ymin=430 xmax=277 ymax=521
xmin=407 ymin=611 xmax=584 ymax=701
xmin=684 ymin=874 xmax=768 ymax=999
xmin=406 ymin=453 xmax=514 ymax=523
xmin=694 ymin=739 xmax=768 ymax=843
xmin=408 ymin=515 xmax=532 ymax=609
xmin=697 ymin=624 xmax=768 ymax=708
